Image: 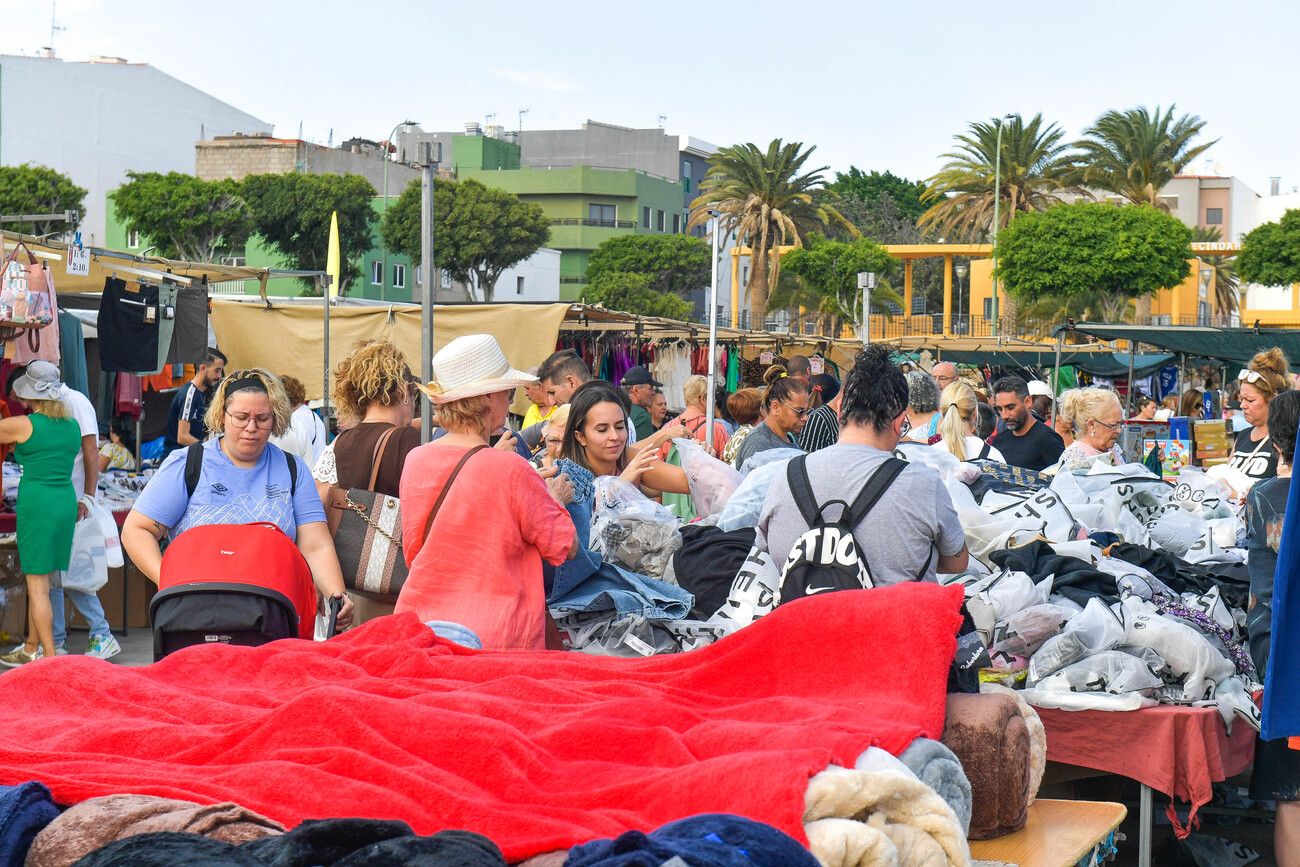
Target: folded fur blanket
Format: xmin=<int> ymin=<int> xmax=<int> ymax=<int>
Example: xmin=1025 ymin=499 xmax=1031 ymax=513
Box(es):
xmin=942 ymin=693 xmax=1031 ymax=840
xmin=0 ymin=584 xmax=963 ymax=863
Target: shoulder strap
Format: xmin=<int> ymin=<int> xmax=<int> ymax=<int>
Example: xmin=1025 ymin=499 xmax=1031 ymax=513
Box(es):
xmin=845 ymin=457 xmax=907 ymax=527
xmin=978 ymin=441 xmax=991 ymax=461
xmin=285 ymin=449 xmax=298 ymax=496
xmin=419 ymin=445 xmax=488 ymax=546
xmin=785 ymin=455 xmax=822 ymax=527
xmin=183 ymin=442 xmax=205 ymax=499
xmin=367 ymin=425 xmax=399 ymax=491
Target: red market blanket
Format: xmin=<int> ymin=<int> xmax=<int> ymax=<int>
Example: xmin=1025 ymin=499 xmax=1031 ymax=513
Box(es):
xmin=0 ymin=583 xmax=962 ymax=861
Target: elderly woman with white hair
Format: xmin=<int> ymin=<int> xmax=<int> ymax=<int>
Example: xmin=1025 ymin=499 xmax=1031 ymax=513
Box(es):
xmin=399 ymin=334 xmax=578 ymax=650
xmin=122 ymin=368 xmax=354 ymax=628
xmin=1055 ymin=387 xmax=1126 ymax=472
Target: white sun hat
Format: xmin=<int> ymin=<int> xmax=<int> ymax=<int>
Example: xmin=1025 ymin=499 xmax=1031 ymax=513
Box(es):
xmin=417 ymin=334 xmax=536 ymax=404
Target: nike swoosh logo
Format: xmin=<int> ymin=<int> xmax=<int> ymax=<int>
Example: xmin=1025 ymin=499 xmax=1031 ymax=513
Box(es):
xmin=805 ymin=586 xmax=835 ymax=595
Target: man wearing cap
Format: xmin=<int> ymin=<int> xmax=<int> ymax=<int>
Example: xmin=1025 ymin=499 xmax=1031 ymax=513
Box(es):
xmin=621 ymin=365 xmax=661 ymax=442
xmin=1027 ymin=379 xmax=1053 ymax=422
xmin=10 ymin=362 xmax=119 ymax=660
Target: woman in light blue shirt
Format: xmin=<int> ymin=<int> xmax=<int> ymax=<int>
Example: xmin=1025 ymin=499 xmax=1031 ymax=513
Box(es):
xmin=122 ymin=368 xmax=354 ymax=628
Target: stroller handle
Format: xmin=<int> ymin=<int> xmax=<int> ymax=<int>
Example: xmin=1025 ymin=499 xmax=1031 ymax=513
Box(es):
xmin=326 ymin=596 xmax=344 ymax=639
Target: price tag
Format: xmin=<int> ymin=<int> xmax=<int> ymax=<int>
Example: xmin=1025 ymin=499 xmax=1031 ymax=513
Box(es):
xmin=67 ymin=244 xmax=90 ymax=276
xmin=809 ymin=356 xmax=825 ymax=375
xmin=759 ymin=351 xmax=774 ymax=365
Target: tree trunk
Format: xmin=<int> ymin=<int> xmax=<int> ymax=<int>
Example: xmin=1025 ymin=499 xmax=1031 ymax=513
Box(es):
xmin=1134 ymin=294 xmax=1152 ymax=324
xmin=1000 ymin=293 xmax=1020 ymax=337
xmin=748 ymin=247 xmax=771 ymax=327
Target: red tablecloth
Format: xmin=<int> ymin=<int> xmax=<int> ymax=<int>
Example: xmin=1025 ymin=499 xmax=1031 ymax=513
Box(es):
xmin=1038 ymin=704 xmax=1255 ymax=833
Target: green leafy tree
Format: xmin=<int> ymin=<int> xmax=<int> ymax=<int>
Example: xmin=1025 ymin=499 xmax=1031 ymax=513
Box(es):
xmin=584 ymin=272 xmax=692 ymax=320
xmin=1075 ymin=106 xmax=1216 ymax=207
xmin=828 ymin=169 xmax=929 ymax=225
xmin=688 ymin=139 xmax=855 ymax=323
xmin=1192 ymin=226 xmax=1239 ymax=315
xmin=920 ymin=114 xmax=1084 ymax=242
xmin=381 ymin=178 xmax=549 ymax=302
xmin=241 ymin=172 xmax=377 ymax=294
xmin=0 ymin=164 xmax=86 ymax=236
xmin=111 ymin=172 xmax=252 ymax=262
xmin=996 ymin=202 xmax=1192 ymax=322
xmin=586 ymin=234 xmax=710 ymax=296
xmin=829 ymin=191 xmax=943 ymax=314
xmin=1239 ymin=210 xmax=1300 ymax=287
xmin=775 ymin=236 xmax=899 ymax=335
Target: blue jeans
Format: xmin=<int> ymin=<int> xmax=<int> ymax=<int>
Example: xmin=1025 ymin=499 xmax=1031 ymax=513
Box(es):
xmin=50 ymin=586 xmax=111 ymax=647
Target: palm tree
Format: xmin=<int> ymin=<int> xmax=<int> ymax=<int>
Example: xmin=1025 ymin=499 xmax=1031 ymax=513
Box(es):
xmin=919 ymin=114 xmax=1084 ymax=242
xmin=688 ymin=140 xmax=855 ymax=324
xmin=1192 ymin=226 xmax=1239 ymax=317
xmin=1075 ymin=105 xmax=1218 ymax=208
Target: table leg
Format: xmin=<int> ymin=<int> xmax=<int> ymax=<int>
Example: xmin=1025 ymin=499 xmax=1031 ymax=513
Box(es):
xmin=1139 ymin=783 xmax=1152 ymax=867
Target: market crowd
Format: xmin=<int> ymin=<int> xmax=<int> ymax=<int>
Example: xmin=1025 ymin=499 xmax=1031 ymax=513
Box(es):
xmin=4 ymin=334 xmax=1299 ymax=861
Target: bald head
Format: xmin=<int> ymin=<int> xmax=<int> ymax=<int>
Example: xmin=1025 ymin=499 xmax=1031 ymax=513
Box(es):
xmin=932 ymin=362 xmax=959 ymax=392
xmin=785 ymin=355 xmax=812 ymax=385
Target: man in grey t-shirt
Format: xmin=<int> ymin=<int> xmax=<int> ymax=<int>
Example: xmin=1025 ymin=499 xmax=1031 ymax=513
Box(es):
xmin=755 ymin=345 xmax=969 ymax=585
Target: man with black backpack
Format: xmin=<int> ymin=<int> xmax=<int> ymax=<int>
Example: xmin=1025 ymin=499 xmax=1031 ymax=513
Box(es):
xmin=756 ymin=346 xmax=969 ymax=603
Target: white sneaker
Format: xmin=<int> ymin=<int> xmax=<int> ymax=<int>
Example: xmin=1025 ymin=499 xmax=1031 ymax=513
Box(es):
xmin=85 ymin=635 xmax=121 ymax=661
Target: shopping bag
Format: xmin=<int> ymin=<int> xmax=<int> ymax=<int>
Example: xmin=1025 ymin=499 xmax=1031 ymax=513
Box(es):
xmin=85 ymin=497 xmax=124 ymax=569
xmin=63 ymin=509 xmax=109 ymax=593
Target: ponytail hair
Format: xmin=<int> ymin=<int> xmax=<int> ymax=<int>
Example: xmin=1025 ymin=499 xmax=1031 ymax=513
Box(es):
xmin=938 ymin=382 xmax=979 ymax=461
xmin=762 ymin=365 xmax=808 ymax=411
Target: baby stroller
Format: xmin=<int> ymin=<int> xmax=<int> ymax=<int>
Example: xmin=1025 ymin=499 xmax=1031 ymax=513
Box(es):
xmin=149 ymin=522 xmax=340 ymax=661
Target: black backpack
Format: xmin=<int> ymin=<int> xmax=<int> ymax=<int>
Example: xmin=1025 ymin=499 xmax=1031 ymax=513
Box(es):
xmin=779 ymin=455 xmax=907 ymax=604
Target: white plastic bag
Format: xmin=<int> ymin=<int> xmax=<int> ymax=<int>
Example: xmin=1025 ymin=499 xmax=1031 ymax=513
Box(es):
xmin=673 ymin=438 xmax=742 ymax=518
xmin=1033 ymin=650 xmax=1164 ymax=696
xmin=989 ymin=603 xmax=1075 ymax=657
xmin=86 ymin=497 xmax=123 ymax=569
xmin=63 ymin=510 xmax=109 ymax=593
xmin=718 ymin=457 xmax=795 ymax=531
xmin=1028 ymin=597 xmax=1126 ymax=683
xmin=590 ymin=476 xmax=680 ymax=576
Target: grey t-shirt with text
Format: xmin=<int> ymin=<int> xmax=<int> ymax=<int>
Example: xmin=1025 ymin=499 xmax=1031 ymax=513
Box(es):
xmin=755 ymin=443 xmax=966 ymax=585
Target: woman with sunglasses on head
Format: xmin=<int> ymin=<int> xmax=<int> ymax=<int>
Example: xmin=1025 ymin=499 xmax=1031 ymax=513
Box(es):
xmin=732 ymin=366 xmax=810 ymax=470
xmin=1054 ymin=387 xmax=1125 ymax=472
xmin=1229 ymin=348 xmax=1292 ymax=483
xmin=122 ymin=368 xmax=354 ymax=628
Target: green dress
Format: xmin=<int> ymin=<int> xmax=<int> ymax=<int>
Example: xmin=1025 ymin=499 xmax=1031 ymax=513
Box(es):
xmin=14 ymin=413 xmax=80 ymax=574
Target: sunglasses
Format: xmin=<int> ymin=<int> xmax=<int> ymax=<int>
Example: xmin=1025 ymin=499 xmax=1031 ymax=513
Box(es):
xmin=778 ymin=399 xmax=809 ymax=418
xmin=1238 ymin=369 xmax=1263 ymax=384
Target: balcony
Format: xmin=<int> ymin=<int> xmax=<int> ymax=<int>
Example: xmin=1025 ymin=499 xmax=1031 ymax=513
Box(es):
xmin=549 ymin=218 xmax=636 ymax=229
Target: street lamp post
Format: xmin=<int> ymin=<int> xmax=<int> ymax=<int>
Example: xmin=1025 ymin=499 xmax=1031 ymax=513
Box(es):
xmin=381 ymin=120 xmax=418 ymax=302
xmin=989 ymin=114 xmax=1015 ymax=337
xmin=954 ymin=263 xmax=968 ymax=334
xmin=857 ymin=271 xmax=877 ymax=345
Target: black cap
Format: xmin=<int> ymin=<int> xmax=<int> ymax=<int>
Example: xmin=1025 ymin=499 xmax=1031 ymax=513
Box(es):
xmin=620 ymin=365 xmax=662 ymax=387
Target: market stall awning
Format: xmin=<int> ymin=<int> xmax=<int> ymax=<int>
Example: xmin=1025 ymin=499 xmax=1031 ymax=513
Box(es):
xmin=1056 ymin=322 xmax=1300 ymax=366
xmin=879 ymin=336 xmax=1173 ymax=376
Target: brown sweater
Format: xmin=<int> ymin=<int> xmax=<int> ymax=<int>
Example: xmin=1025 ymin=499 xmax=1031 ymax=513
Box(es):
xmin=332 ymin=422 xmax=421 ymax=496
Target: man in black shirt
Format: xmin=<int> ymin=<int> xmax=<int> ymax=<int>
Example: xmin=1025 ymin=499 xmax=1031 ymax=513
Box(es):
xmin=990 ymin=376 xmax=1064 ymax=471
xmin=163 ymin=348 xmax=226 ymax=456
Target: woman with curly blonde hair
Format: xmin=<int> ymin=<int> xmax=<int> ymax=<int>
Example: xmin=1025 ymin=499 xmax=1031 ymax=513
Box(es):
xmin=122 ymin=367 xmax=354 ymax=627
xmin=1230 ymin=347 xmax=1293 ymax=482
xmin=329 ymin=339 xmax=420 ymax=498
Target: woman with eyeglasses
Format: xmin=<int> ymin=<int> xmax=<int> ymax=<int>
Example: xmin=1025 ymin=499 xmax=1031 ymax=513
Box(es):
xmin=732 ymin=366 xmax=810 ymax=470
xmin=122 ymin=368 xmax=354 ymax=628
xmin=1054 ymin=387 xmax=1125 ymax=472
xmin=1229 ymin=348 xmax=1292 ymax=483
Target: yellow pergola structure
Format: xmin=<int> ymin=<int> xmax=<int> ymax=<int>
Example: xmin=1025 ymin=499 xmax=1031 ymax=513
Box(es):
xmin=727 ymin=244 xmax=795 ymax=328
xmin=881 ymin=244 xmax=992 ymax=337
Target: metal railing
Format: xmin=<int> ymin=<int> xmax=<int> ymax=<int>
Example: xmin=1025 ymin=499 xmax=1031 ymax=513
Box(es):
xmin=549 ymin=218 xmax=636 ymax=229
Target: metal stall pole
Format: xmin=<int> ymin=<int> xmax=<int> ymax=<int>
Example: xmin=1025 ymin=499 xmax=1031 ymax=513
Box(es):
xmin=703 ymin=215 xmax=721 ymax=452
xmin=1051 ymin=330 xmax=1064 ymax=429
xmin=419 ymin=147 xmax=437 ymax=442
xmin=320 ymin=276 xmax=331 ymax=426
xmin=1126 ymin=340 xmax=1138 ymax=415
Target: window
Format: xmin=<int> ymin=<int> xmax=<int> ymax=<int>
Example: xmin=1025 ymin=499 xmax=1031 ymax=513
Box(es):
xmin=683 ymin=178 xmax=691 ymax=193
xmin=127 ymin=229 xmax=140 ymax=248
xmin=370 ymin=261 xmax=383 ymax=285
xmin=656 ymin=210 xmax=665 ymax=231
xmin=642 ymin=206 xmax=651 ymax=228
xmin=414 ymin=265 xmax=422 ymax=286
xmin=392 ymin=263 xmax=406 ymax=289
xmin=682 ymin=160 xmax=691 ymax=179
xmin=1205 ymin=208 xmax=1223 ymax=225
xmin=742 ymin=265 xmax=749 ymax=286
xmin=983 ymin=298 xmax=993 ymax=318
xmin=441 ymin=270 xmax=452 ymax=289
xmin=588 ymin=203 xmax=617 ymax=226
xmin=672 ymin=214 xmax=680 ymax=233
xmin=516 ymin=275 xmax=525 ymax=295
xmin=220 ymin=255 xmax=246 ymax=267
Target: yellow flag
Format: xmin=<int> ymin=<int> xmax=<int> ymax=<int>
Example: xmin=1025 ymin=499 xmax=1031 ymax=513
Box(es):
xmin=326 ymin=210 xmax=341 ymax=298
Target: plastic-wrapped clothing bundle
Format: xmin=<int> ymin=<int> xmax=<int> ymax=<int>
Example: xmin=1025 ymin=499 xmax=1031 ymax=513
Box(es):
xmin=1119 ymin=596 xmax=1235 ymax=703
xmin=990 ymin=603 xmax=1075 ymax=657
xmin=673 ymin=438 xmax=743 ymax=518
xmin=1027 ymin=597 xmax=1127 ymax=683
xmin=1169 ymin=467 xmax=1233 ymax=519
xmin=959 ymin=508 xmax=1053 ymax=568
xmin=1031 ymin=649 xmax=1164 ymax=696
xmin=596 ymin=518 xmax=680 ymax=578
xmin=1146 ymin=507 xmax=1206 ymax=558
xmin=965 ymin=571 xmax=1050 ymax=645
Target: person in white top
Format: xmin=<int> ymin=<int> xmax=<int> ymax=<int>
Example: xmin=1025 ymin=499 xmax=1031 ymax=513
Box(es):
xmin=16 ymin=361 xmax=119 ymax=660
xmin=937 ymin=381 xmax=1005 ymax=463
xmin=271 ymin=375 xmax=327 ymax=466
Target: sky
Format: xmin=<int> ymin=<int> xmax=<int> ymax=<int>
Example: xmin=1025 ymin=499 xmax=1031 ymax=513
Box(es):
xmin=5 ymin=0 xmax=1299 ymax=196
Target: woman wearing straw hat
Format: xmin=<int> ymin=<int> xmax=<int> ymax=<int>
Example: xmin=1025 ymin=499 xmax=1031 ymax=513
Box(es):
xmin=0 ymin=367 xmax=82 ymax=666
xmin=399 ymin=334 xmax=579 ymax=651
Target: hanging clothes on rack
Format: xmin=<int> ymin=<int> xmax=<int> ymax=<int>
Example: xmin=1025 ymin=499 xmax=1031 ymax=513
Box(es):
xmin=57 ymin=309 xmax=90 ymax=400
xmin=166 ymin=278 xmax=209 ymax=365
xmin=114 ymin=373 xmax=143 ymax=418
xmin=652 ymin=341 xmax=692 ymax=411
xmin=151 ymin=279 xmax=181 ymax=374
xmin=726 ymin=347 xmax=740 ymax=392
xmin=13 ymin=264 xmax=60 ymax=365
xmin=98 ymin=276 xmax=160 ymax=372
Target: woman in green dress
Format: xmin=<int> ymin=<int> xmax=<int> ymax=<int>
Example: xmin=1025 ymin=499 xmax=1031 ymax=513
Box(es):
xmin=0 ymin=368 xmax=80 ymax=666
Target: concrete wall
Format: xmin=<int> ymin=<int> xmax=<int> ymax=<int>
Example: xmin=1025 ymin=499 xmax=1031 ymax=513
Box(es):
xmin=196 ymin=135 xmax=419 ymax=192
xmin=0 ymin=54 xmax=270 ymax=244
xmin=518 ymin=121 xmax=680 ymax=180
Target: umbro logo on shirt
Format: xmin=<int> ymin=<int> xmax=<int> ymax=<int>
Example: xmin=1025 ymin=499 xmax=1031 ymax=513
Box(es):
xmin=210 ymin=483 xmax=229 ymax=494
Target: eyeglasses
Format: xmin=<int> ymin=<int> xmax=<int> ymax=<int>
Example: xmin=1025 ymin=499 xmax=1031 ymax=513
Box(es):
xmin=225 ymin=411 xmax=275 ymax=430
xmin=1092 ymin=418 xmax=1124 ymax=432
xmin=778 ymin=400 xmax=809 ymax=418
xmin=1238 ymin=369 xmax=1263 ymax=384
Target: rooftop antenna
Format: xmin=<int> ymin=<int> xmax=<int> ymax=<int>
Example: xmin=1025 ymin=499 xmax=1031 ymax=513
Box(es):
xmin=518 ymin=107 xmax=530 ymax=133
xmin=657 ymin=114 xmax=667 ymax=128
xmin=48 ymin=0 xmax=66 ymax=55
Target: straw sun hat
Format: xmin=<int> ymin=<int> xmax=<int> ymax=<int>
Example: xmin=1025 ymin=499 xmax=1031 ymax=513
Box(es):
xmin=417 ymin=334 xmax=536 ymax=404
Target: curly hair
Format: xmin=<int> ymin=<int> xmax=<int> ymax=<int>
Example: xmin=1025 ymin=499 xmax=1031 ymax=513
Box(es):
xmin=332 ymin=339 xmax=412 ymax=423
xmin=204 ymin=368 xmax=292 ymax=438
xmin=842 ymin=345 xmax=908 ymax=433
xmin=279 ymin=375 xmax=307 ymax=408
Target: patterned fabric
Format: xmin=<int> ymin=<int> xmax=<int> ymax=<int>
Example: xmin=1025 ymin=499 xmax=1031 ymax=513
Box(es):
xmin=799 ymin=403 xmax=840 ymax=453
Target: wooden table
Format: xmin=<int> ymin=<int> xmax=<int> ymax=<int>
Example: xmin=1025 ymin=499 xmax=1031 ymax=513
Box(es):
xmin=970 ymin=799 xmax=1126 ymax=867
